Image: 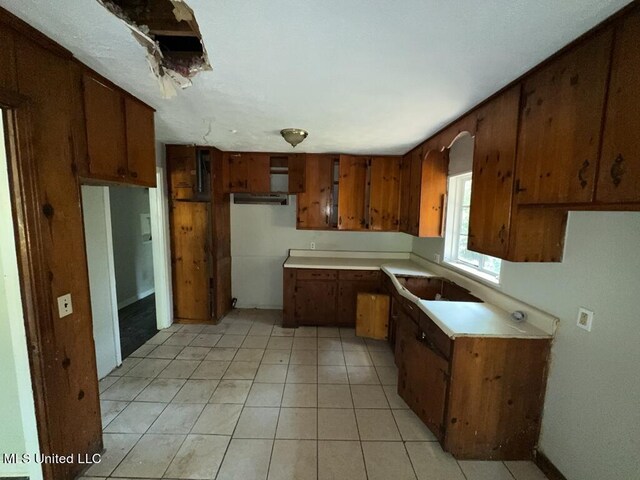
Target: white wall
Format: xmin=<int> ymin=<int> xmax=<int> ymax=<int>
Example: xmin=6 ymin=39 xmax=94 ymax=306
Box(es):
xmin=412 ymin=135 xmax=640 ymax=479
xmin=82 ymin=186 xmax=121 ymax=379
xmin=230 ymin=196 xmax=413 ymax=308
xmin=150 ymin=142 xmax=173 ymax=329
xmin=0 ymin=115 xmax=43 ymax=480
xmin=110 ymin=185 xmax=155 ymax=308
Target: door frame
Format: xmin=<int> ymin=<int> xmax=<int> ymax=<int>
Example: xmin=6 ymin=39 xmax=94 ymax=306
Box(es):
xmin=1 ymin=87 xmax=55 ymax=480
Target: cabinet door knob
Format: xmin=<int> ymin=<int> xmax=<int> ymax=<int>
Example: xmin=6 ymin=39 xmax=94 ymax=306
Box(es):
xmin=515 ymin=179 xmax=527 ymax=193
xmin=610 ymin=154 xmax=625 ymax=187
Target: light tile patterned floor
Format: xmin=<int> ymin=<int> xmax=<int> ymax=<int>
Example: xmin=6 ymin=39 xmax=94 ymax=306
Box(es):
xmin=83 ymin=309 xmax=548 ymax=480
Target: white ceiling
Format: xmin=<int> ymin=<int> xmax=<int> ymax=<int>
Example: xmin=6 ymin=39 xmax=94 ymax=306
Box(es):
xmin=1 ymin=0 xmax=632 ymax=154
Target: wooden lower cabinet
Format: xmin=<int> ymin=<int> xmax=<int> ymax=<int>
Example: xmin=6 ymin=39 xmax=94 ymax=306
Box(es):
xmin=283 ymin=268 xmax=381 ymax=327
xmin=391 ymin=285 xmax=551 ymax=460
xmin=294 ymin=279 xmax=337 ymax=325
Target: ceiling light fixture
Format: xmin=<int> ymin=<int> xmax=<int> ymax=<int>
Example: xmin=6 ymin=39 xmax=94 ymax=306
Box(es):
xmin=280 ymin=128 xmax=308 ymax=148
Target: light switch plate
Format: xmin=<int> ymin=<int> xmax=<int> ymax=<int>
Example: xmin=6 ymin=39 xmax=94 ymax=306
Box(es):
xmin=576 ymin=307 xmax=593 ymax=332
xmin=57 ymin=293 xmax=73 ymax=318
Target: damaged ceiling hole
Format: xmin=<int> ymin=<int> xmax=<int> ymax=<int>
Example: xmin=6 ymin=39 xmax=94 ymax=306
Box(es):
xmin=98 ymin=0 xmax=211 ymax=97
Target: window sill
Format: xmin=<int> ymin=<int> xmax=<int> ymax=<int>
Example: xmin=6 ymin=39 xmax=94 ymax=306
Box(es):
xmin=442 ymin=260 xmax=500 ymax=286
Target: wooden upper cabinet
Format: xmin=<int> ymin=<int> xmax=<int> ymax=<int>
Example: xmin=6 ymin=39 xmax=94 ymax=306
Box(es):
xmin=296 ymin=154 xmax=334 ymax=229
xmin=83 ymin=74 xmax=128 ymax=181
xmin=597 ymin=11 xmax=640 ymax=203
xmin=124 ymin=97 xmax=156 ymax=186
xmin=223 ymin=152 xmax=249 ymax=192
xmin=407 ymin=149 xmax=423 ymax=236
xmin=82 ymin=73 xmax=156 ymax=186
xmin=247 ymin=153 xmax=271 ymax=193
xmin=418 ymin=149 xmax=449 ymax=237
xmin=399 ymin=154 xmax=412 ymax=233
xmin=338 ymin=155 xmax=369 ymax=230
xmin=369 ymin=156 xmax=401 ymax=231
xmin=288 ymin=154 xmax=306 ymax=193
xmin=468 ymin=85 xmax=521 ymax=258
xmin=515 ymin=28 xmax=613 ymax=205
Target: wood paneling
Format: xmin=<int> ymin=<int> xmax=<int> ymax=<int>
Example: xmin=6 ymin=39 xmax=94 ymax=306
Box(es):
xmin=468 ymin=85 xmax=520 ymax=258
xmin=515 ymin=29 xmax=613 ymax=205
xmin=338 ymin=155 xmax=368 ymax=230
xmin=296 ymin=154 xmax=333 ymax=229
xmin=356 ymin=293 xmax=390 ymax=339
xmin=596 ymin=10 xmax=640 ymax=203
xmin=369 ymin=156 xmax=401 ymax=231
xmin=83 ymin=74 xmax=128 ymax=181
xmin=211 ymin=147 xmax=232 ymax=319
xmin=124 ymin=97 xmax=156 ymax=186
xmin=0 ymin=23 xmax=16 ymax=89
xmin=419 ymin=149 xmax=448 ymax=237
xmin=170 ymin=201 xmax=211 ymax=321
xmin=445 ymin=337 xmax=551 ymax=459
xmin=14 ymin=35 xmax=102 ymax=480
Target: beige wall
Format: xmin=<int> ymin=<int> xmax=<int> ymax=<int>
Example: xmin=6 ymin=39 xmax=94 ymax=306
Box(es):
xmin=230 ymin=196 xmax=413 ymax=308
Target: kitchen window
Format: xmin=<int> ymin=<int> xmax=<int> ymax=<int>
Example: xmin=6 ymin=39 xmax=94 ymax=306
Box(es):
xmin=444 ymin=172 xmax=501 ymax=283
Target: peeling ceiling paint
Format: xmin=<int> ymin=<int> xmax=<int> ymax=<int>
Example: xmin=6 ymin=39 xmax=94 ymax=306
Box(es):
xmin=0 ymin=0 xmax=632 ymax=154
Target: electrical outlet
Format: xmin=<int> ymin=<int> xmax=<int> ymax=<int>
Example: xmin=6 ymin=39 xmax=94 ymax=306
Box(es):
xmin=57 ymin=293 xmax=73 ymax=318
xmin=576 ymin=307 xmax=593 ymax=332
xmin=433 ymin=253 xmax=441 ymax=264
xmin=310 ymin=242 xmax=316 ymax=250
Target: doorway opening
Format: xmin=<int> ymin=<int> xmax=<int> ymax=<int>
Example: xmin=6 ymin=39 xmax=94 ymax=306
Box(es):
xmin=82 ymin=184 xmax=158 ymax=379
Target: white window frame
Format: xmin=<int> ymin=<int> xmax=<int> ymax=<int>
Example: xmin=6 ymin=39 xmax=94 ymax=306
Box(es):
xmin=444 ymin=172 xmax=501 ymax=284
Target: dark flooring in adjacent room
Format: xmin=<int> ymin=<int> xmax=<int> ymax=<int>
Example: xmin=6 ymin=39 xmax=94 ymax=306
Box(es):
xmin=118 ymin=294 xmax=157 ymax=359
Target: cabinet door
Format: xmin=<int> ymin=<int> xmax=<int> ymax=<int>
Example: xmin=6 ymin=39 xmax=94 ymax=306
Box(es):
xmin=369 ymin=156 xmax=401 ymax=231
xmin=407 ymin=150 xmax=422 ymax=236
xmin=418 ymin=149 xmax=448 ymax=237
xmin=294 ymin=281 xmax=337 ymax=325
xmin=468 ymin=85 xmax=520 ymax=258
xmin=223 ymin=152 xmax=249 ymax=192
xmin=170 ymin=201 xmax=211 ymax=321
xmin=297 ymin=154 xmax=334 ymax=229
xmin=399 ymin=154 xmax=412 ymax=233
xmin=288 ymin=154 xmax=306 ymax=193
xmin=597 ymin=11 xmax=640 ymax=203
xmin=396 ymin=313 xmax=419 ymax=395
xmin=404 ymin=335 xmax=450 ymax=439
xmin=124 ymin=97 xmax=156 ymax=187
xmin=167 ymin=145 xmax=197 ymax=200
xmin=83 ymin=74 xmax=128 ymax=181
xmin=247 ymin=152 xmax=271 ymax=193
xmin=338 ymin=155 xmax=368 ymax=230
xmin=337 ymin=280 xmax=380 ymax=326
xmin=515 ymin=29 xmax=612 ymax=204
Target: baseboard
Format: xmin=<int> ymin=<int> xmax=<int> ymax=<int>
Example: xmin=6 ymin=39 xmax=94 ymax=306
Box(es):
xmin=118 ymin=288 xmax=155 ymax=310
xmin=534 ymin=450 xmax=568 ymax=480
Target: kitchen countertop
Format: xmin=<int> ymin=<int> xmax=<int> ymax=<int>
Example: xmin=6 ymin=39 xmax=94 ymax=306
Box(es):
xmin=285 ymin=249 xmax=553 ymax=340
